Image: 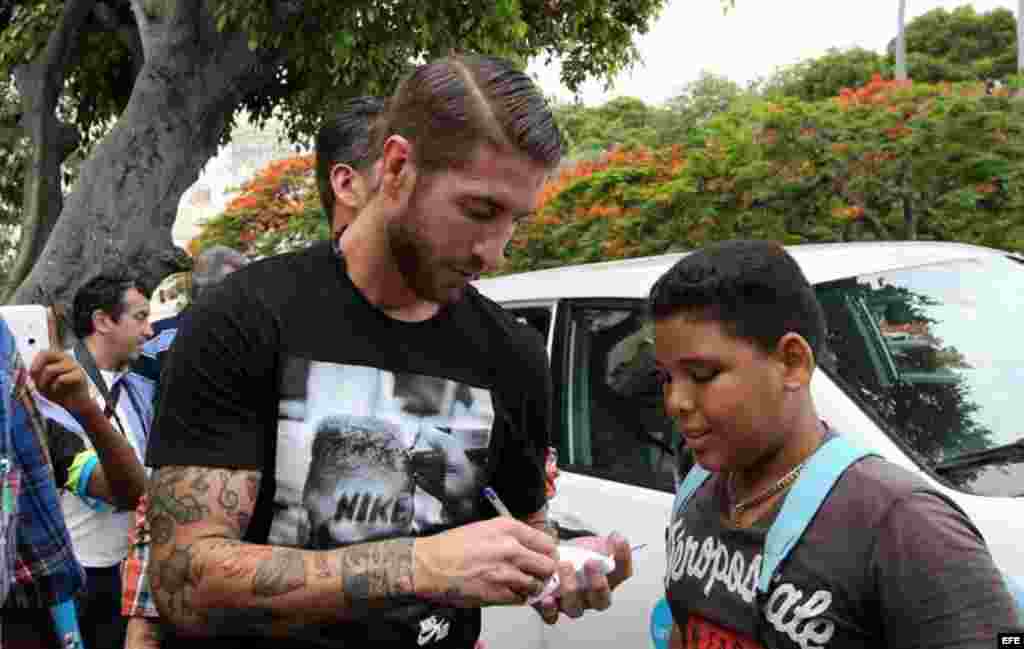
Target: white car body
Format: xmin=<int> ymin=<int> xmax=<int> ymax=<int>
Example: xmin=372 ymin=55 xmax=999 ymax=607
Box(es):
xmin=475 ymin=241 xmax=1024 ymax=649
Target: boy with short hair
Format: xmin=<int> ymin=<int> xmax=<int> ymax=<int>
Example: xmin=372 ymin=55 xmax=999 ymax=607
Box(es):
xmin=651 ymin=239 xmax=1017 ymax=649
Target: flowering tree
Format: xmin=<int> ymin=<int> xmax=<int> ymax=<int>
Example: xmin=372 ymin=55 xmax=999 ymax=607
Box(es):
xmin=190 ymin=154 xmax=326 ymax=259
xmin=196 ymin=77 xmax=1024 ymax=276
xmin=504 ymin=76 xmax=1024 ymax=274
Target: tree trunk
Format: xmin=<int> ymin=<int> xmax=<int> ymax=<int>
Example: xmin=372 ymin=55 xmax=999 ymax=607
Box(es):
xmin=1018 ymin=0 xmax=1023 ymax=74
xmin=2 ymin=0 xmax=95 ymax=303
xmin=902 ymin=162 xmax=916 ymax=240
xmin=902 ymin=197 xmax=916 ymax=240
xmin=11 ymin=1 xmax=278 ymax=308
xmin=896 ymin=0 xmax=908 ymax=81
xmin=4 ymin=68 xmax=82 ymax=303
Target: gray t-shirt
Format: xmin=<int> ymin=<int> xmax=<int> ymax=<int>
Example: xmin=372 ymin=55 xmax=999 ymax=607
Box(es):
xmin=665 ymin=452 xmax=1017 ymax=649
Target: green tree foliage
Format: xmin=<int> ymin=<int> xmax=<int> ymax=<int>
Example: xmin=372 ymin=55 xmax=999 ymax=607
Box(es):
xmin=760 ymin=48 xmax=887 ymax=102
xmin=501 ymin=78 xmax=1024 ymax=274
xmin=668 ymin=70 xmax=749 ymax=126
xmin=0 ymin=79 xmax=25 ymax=288
xmin=896 ymin=6 xmax=1019 ymax=82
xmin=0 ymin=73 xmax=94 ymax=294
xmin=553 ymin=97 xmax=683 ymax=159
xmin=553 ymin=73 xmax=750 ymax=159
xmin=764 ymin=6 xmax=1020 ymax=103
xmin=1 ymin=3 xmax=131 ymax=149
xmin=0 ymin=0 xmax=671 ymax=149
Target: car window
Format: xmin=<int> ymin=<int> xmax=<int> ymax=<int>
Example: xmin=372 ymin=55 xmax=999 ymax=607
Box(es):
xmin=816 ymin=256 xmax=1024 ymax=497
xmin=564 ymin=305 xmax=686 ymax=493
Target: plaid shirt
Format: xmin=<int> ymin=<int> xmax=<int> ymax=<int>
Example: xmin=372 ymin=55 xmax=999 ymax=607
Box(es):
xmin=0 ymin=321 xmax=20 ymax=609
xmin=121 ymin=494 xmax=158 ymax=617
xmin=1 ymin=318 xmax=86 ymax=610
xmin=121 ymin=313 xmax=180 ymax=619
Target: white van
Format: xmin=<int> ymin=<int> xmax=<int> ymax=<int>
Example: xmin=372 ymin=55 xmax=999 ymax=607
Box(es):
xmin=475 ymin=241 xmax=1024 ymax=649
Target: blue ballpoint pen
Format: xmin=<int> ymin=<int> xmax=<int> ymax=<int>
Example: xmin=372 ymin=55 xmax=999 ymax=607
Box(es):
xmin=482 ymin=486 xmax=513 ymax=517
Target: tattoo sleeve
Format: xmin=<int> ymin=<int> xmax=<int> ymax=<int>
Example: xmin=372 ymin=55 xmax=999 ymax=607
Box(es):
xmin=252 ymin=549 xmax=307 ymax=597
xmin=147 ymin=466 xmax=421 ymax=639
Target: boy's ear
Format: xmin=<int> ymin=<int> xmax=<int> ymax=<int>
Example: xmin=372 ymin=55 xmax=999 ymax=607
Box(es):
xmin=776 ymin=332 xmax=815 ymax=391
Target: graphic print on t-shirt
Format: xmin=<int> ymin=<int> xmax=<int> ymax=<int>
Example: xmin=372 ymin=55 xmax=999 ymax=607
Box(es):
xmin=665 ymin=515 xmax=837 ymax=649
xmin=268 ymin=357 xmax=494 ymax=549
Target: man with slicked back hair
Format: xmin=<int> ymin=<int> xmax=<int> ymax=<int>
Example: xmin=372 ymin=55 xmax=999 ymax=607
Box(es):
xmin=145 ymin=54 xmax=633 ymax=649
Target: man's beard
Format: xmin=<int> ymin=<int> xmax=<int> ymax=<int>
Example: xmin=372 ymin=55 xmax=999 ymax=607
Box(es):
xmin=386 ymin=195 xmax=471 ymax=306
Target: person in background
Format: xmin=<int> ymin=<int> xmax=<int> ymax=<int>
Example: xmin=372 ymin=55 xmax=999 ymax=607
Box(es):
xmin=315 ymin=96 xmax=385 ymax=238
xmin=57 ymin=270 xmax=155 ymax=649
xmin=133 ymin=246 xmax=249 ymax=385
xmin=120 ymin=98 xmax=382 ymax=649
xmin=0 ymin=314 xmax=87 ymax=648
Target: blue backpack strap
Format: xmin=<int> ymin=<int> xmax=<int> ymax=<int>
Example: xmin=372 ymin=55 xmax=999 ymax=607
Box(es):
xmin=759 ymin=436 xmax=877 ymax=593
xmin=673 ymin=464 xmax=712 ymax=518
xmin=50 ymin=598 xmax=85 ymax=649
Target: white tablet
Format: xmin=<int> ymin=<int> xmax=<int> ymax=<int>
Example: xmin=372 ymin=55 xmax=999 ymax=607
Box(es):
xmin=0 ymin=304 xmax=51 ymax=369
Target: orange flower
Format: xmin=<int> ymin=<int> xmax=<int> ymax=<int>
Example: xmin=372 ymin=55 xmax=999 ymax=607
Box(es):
xmin=586 ymin=205 xmax=623 ymax=220
xmin=832 ymin=206 xmax=864 ymax=220
xmin=884 ymin=125 xmax=911 ymax=139
xmin=602 ymin=238 xmax=627 ymax=256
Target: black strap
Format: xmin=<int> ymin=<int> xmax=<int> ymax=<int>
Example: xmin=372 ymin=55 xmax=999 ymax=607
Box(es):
xmin=119 ymin=377 xmax=150 ymax=439
xmin=73 ymin=338 xmax=128 ymax=434
xmin=74 ymin=339 xmax=112 ymax=403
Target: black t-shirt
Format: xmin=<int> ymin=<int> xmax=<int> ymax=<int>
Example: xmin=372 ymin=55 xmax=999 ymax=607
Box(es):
xmin=148 ymin=241 xmax=551 ymax=649
xmin=665 ymin=448 xmax=1018 ymax=649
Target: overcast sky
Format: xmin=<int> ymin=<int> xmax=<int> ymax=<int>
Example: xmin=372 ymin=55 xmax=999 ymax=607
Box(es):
xmin=528 ymin=0 xmax=1018 ymax=106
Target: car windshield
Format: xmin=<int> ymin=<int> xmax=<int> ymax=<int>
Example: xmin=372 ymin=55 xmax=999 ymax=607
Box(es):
xmin=816 ymin=254 xmax=1024 ymax=497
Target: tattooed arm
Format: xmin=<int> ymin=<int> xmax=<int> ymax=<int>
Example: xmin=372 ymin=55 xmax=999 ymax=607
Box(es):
xmin=148 ymin=465 xmax=415 ymax=638
xmin=148 ymin=465 xmax=559 ymax=639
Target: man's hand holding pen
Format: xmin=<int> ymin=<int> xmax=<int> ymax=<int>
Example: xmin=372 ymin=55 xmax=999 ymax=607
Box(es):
xmin=479 ymin=487 xmax=635 ymax=624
